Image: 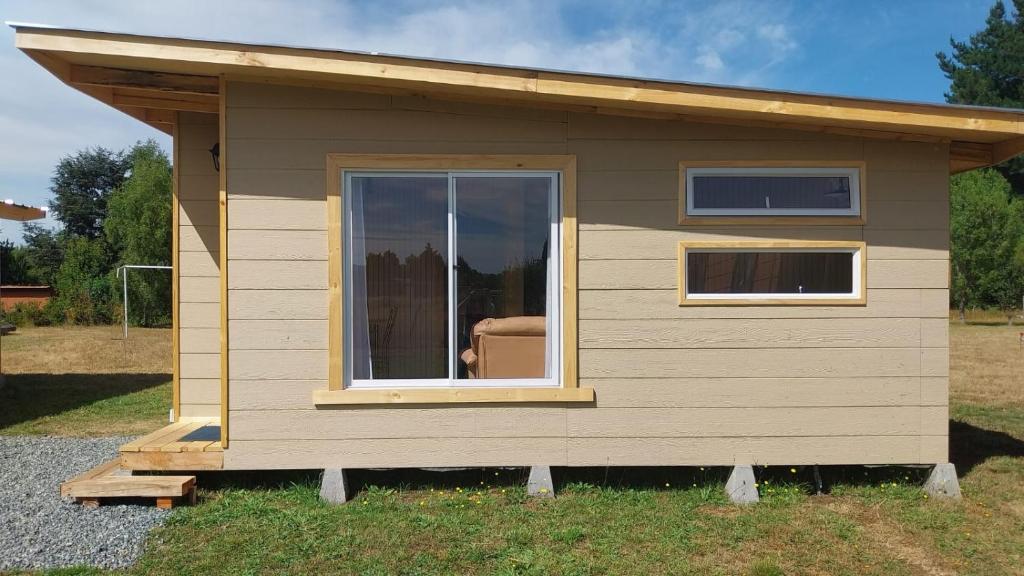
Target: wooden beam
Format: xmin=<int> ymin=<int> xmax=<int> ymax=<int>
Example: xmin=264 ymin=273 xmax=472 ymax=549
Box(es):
xmin=0 ymin=203 xmax=47 ymax=221
xmin=69 ymin=64 xmax=218 ymax=94
xmin=112 ymin=88 xmax=218 ymax=113
xmin=992 ymin=135 xmax=1024 ymax=165
xmin=950 ymin=141 xmax=993 ymax=174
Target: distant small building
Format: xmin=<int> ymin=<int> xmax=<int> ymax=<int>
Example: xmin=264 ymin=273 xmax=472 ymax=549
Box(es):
xmin=0 ymin=285 xmax=52 ymax=311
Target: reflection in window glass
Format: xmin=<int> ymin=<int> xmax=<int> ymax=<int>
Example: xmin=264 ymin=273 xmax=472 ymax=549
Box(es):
xmin=349 ymin=176 xmax=448 ymax=380
xmin=691 ymin=175 xmax=852 ymax=210
xmin=455 ymin=177 xmax=552 ymax=380
xmin=687 ymin=251 xmax=854 ymax=295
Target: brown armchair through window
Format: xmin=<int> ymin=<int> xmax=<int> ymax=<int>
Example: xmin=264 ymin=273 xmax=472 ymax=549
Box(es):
xmin=459 ymin=316 xmax=546 ymax=379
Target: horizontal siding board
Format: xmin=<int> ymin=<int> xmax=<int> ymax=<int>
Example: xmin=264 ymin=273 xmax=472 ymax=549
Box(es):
xmin=231 ymin=408 xmax=567 ymax=440
xmin=229 ymin=377 xmax=936 ymax=411
xmin=864 ymin=141 xmax=947 ymax=172
xmin=230 ymin=169 xmax=325 ymax=201
xmin=865 ymin=201 xmax=949 ymax=230
xmin=569 ymin=139 xmax=865 ymax=172
xmin=869 ymin=260 xmax=949 ymax=289
xmin=229 ymin=82 xmax=390 ymax=109
xmin=179 ymin=200 xmax=219 ymax=227
xmin=579 ymin=199 xmax=947 ymax=232
xmin=578 ymin=169 xmax=676 ymax=201
xmin=179 ymin=225 xmax=219 ymax=253
xmin=922 ymin=348 xmax=949 ymax=377
xmin=231 ymin=380 xmax=326 ymax=410
xmin=179 ymin=328 xmax=220 ymax=353
xmin=178 ymin=251 xmax=219 ymax=277
xmin=228 ymin=230 xmax=326 ymax=260
xmin=229 ymin=320 xmax=328 ymax=350
xmin=224 ymin=437 xmax=569 ymax=469
xmin=178 ymin=173 xmax=219 ymax=200
xmin=229 ymin=139 xmax=569 ymax=170
xmin=580 ymin=228 xmax=864 ymax=260
xmin=230 ymin=350 xmax=327 ymax=380
xmin=921 ymin=377 xmax=949 ymax=406
xmin=565 ymin=406 xmax=943 ymax=438
xmin=228 ymin=107 xmax=567 ymax=142
xmin=566 ymin=436 xmax=933 ymax=466
xmin=580 ymin=318 xmax=920 ymax=349
xmin=587 ymin=377 xmax=928 ymax=408
xmin=580 ymin=348 xmax=922 ymax=378
xmin=579 ymin=288 xmax=948 ymax=319
xmin=180 ymin=302 xmax=221 ymax=327
xmin=567 ymin=112 xmax=832 ymax=141
xmin=228 ymin=199 xmax=326 ymax=230
xmin=179 ymin=404 xmax=221 ymax=419
xmin=180 ymin=378 xmax=221 ymax=405
xmin=180 ymin=353 xmax=220 ymax=379
xmin=228 ymin=260 xmax=327 ymax=290
xmin=229 ymin=290 xmax=328 ymax=320
xmin=179 ymin=277 xmax=219 ymax=303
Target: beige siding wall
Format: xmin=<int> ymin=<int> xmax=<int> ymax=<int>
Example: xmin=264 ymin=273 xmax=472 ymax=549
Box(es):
xmin=177 ymin=112 xmax=221 ymax=418
xmin=221 ymin=81 xmax=949 ymax=470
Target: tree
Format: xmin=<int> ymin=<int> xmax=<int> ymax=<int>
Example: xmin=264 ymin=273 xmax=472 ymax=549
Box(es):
xmin=0 ymin=240 xmax=35 ymax=285
xmin=950 ymin=169 xmax=1024 ymax=322
xmin=50 ymin=236 xmax=116 ymax=325
xmin=937 ymin=0 xmax=1024 ymax=193
xmin=48 ymin=146 xmax=130 ymax=238
xmin=19 ymin=223 xmax=64 ymax=286
xmin=105 ymin=140 xmax=173 ymax=326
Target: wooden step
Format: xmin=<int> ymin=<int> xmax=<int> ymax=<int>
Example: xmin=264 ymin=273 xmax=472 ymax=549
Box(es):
xmin=61 ymin=458 xmax=197 ymax=509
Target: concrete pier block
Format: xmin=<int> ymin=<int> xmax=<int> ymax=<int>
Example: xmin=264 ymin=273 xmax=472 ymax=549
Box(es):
xmin=923 ymin=463 xmax=961 ymax=499
xmin=527 ymin=465 xmax=554 ymax=498
xmin=320 ymin=468 xmax=351 ymax=504
xmin=726 ymin=465 xmax=759 ymax=504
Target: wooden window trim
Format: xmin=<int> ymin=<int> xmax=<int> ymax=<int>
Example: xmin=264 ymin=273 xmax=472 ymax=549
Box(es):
xmin=678 ymin=160 xmax=867 ymax=226
xmin=318 ymin=154 xmax=591 ymax=406
xmin=677 ymin=240 xmax=868 ymax=307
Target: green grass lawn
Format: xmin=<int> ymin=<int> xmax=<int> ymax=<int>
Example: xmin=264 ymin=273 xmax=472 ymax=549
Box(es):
xmin=4 ymin=323 xmax=1024 ymax=575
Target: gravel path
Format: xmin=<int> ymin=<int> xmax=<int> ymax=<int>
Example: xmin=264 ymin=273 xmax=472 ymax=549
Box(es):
xmin=0 ymin=436 xmax=170 ymax=570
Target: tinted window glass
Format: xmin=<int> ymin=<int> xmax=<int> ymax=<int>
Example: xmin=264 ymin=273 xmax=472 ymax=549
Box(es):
xmin=691 ymin=175 xmax=853 ymax=210
xmin=687 ymin=251 xmax=854 ymax=294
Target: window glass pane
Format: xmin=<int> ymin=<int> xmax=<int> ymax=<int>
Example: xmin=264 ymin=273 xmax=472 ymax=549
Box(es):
xmin=691 ymin=175 xmax=852 ymax=210
xmin=454 ymin=176 xmax=552 ymax=380
xmin=349 ymin=176 xmax=448 ymax=379
xmin=687 ymin=251 xmax=853 ymax=294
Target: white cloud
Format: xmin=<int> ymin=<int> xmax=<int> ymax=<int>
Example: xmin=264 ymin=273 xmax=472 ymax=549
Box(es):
xmin=696 ymin=48 xmax=724 ymax=72
xmin=0 ymin=0 xmax=805 ymax=240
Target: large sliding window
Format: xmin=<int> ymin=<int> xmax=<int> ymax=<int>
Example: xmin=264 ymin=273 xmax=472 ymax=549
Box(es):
xmin=344 ymin=171 xmax=560 ymax=389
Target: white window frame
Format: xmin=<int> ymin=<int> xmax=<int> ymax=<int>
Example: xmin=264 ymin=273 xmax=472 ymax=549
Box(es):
xmin=678 ymin=241 xmax=866 ymax=306
xmin=342 ymin=170 xmax=562 ymax=390
xmin=684 ymin=166 xmax=862 ymax=217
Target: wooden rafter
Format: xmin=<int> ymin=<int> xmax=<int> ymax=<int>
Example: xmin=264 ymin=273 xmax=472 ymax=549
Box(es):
xmin=69 ymin=64 xmax=218 ymax=94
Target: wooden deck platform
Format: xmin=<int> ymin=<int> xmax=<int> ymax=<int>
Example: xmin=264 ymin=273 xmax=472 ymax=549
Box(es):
xmin=119 ymin=418 xmax=224 ymax=471
xmin=61 ymin=458 xmax=196 ymax=509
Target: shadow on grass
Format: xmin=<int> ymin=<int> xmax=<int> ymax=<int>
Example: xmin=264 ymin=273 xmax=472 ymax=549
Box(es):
xmin=950 ymin=419 xmax=1024 ymax=475
xmin=0 ymin=373 xmax=170 ymax=430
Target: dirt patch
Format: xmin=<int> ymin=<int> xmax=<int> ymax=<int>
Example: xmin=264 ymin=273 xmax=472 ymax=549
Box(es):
xmin=830 ymin=502 xmax=958 ymax=576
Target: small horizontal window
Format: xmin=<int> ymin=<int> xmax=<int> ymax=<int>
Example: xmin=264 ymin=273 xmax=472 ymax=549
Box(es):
xmin=680 ymin=165 xmax=863 ymax=221
xmin=678 ymin=241 xmax=865 ymax=306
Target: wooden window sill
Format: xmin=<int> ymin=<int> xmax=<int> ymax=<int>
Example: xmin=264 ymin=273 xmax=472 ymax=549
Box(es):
xmin=313 ymin=387 xmax=595 ymax=405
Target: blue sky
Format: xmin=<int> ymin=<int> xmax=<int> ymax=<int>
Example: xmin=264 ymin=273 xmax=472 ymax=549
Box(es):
xmin=0 ymin=0 xmax=1004 ymax=242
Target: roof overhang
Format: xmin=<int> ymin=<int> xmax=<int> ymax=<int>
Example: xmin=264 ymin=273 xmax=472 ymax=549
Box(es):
xmin=11 ymin=23 xmax=1024 ymax=172
xmin=0 ymin=201 xmax=47 ymax=221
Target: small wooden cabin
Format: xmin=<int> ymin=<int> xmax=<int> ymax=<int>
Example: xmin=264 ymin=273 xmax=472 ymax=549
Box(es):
xmin=14 ymin=24 xmax=1024 ymax=497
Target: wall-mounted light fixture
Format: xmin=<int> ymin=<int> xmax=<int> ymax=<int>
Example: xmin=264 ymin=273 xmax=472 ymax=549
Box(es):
xmin=209 ymin=143 xmax=221 ymax=172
